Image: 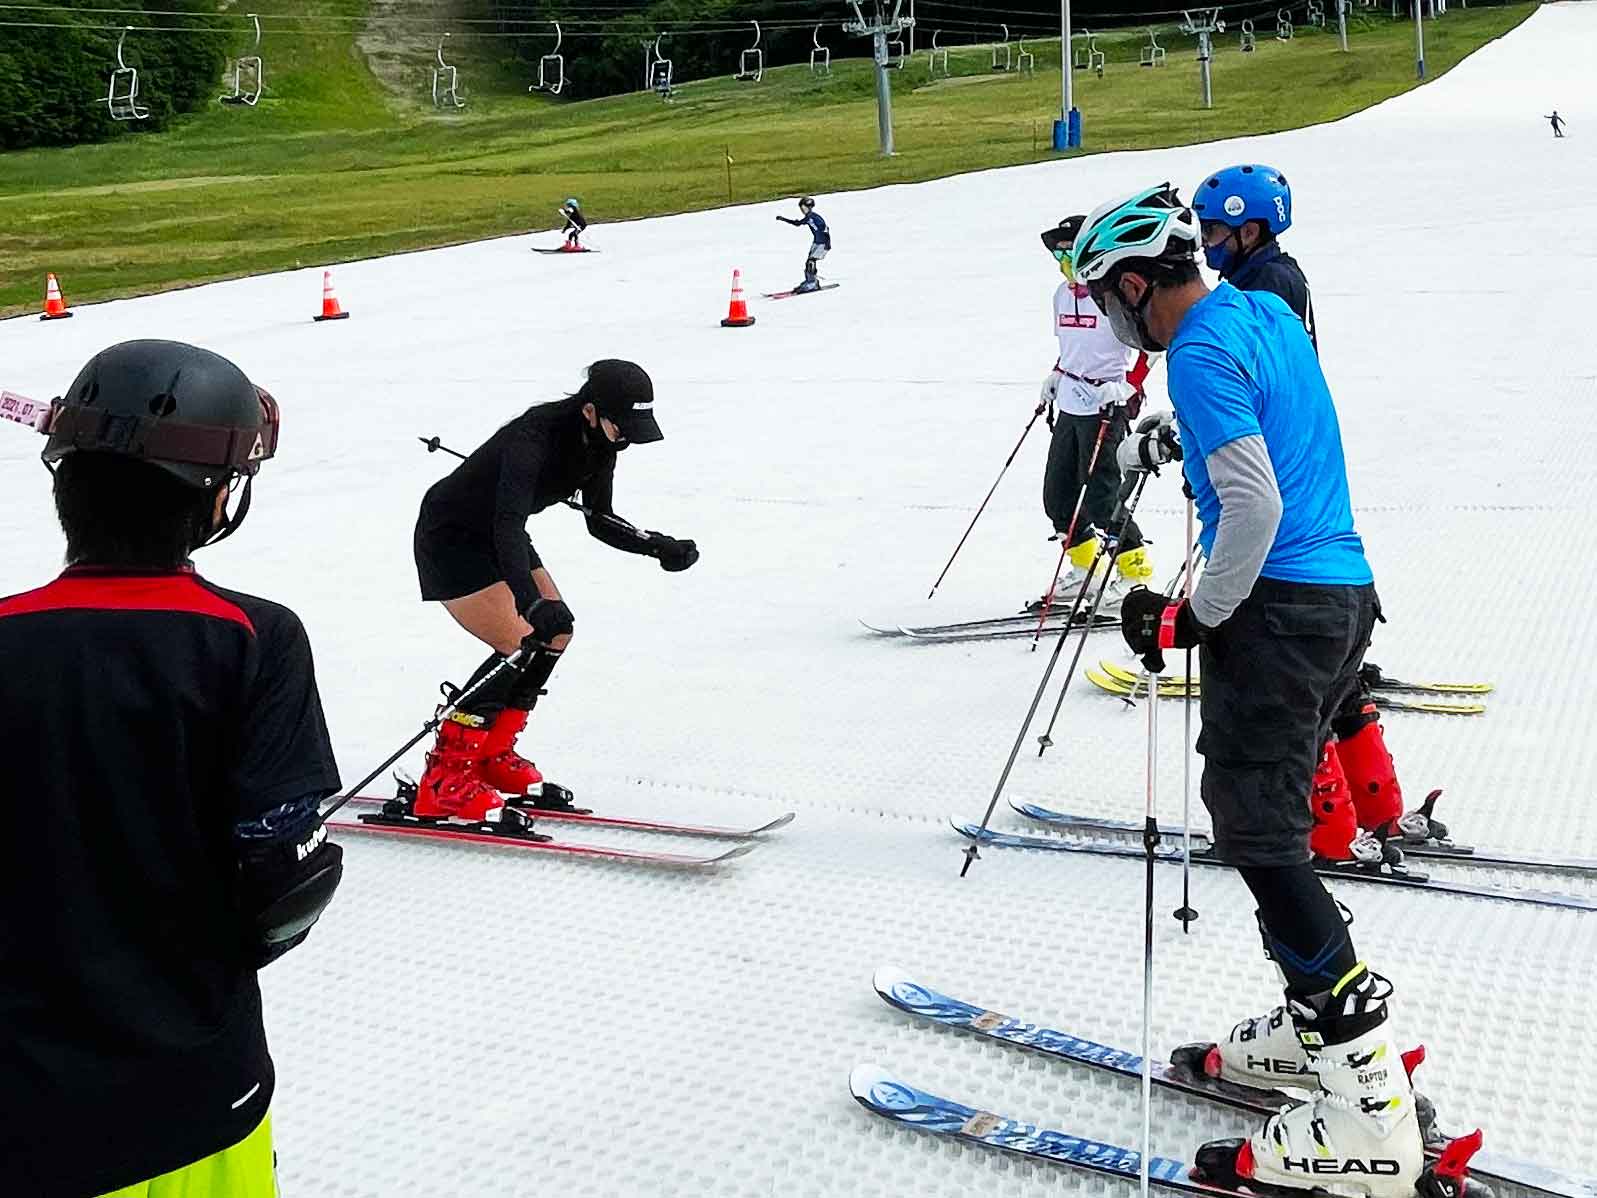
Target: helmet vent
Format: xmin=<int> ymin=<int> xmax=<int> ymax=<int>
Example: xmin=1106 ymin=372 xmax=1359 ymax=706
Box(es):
xmin=148 ymin=393 xmax=177 ymax=418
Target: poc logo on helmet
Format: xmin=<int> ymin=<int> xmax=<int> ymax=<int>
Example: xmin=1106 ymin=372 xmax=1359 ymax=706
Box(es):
xmin=1274 ymin=196 xmax=1288 ymax=222
xmin=1223 ymin=195 xmax=1246 ymax=217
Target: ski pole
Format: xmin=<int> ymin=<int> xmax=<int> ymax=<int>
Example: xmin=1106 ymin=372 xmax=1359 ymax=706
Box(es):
xmin=1034 ymin=474 xmax=1152 ymax=753
xmin=1030 ymin=408 xmax=1114 ymax=646
xmin=1174 ymin=498 xmax=1199 ymax=931
xmin=316 ymin=647 xmax=532 ymax=825
xmin=927 ymin=403 xmax=1047 ymax=600
xmin=419 ymin=434 xmax=641 ymax=537
xmin=959 ymin=471 xmax=1150 ymax=878
xmin=1140 ymin=662 xmax=1160 ymax=1198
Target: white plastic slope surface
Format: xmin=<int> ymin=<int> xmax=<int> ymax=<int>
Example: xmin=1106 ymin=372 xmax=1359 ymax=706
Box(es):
xmin=3 ymin=7 xmax=1596 ymax=1193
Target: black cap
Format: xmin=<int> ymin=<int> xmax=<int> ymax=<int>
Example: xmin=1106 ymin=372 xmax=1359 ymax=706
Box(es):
xmin=1040 ymin=215 xmax=1086 ymax=255
xmin=580 ymin=359 xmax=662 ymax=445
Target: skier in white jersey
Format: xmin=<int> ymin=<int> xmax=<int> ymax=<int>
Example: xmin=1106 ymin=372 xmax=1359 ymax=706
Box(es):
xmin=1035 ymin=215 xmax=1155 ymax=604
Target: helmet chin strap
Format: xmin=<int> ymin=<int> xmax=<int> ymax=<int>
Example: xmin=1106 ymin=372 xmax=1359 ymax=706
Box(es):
xmin=200 ymin=474 xmax=252 ymax=548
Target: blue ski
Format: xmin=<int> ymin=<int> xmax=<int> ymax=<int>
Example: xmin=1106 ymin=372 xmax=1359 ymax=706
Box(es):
xmin=952 ymin=823 xmax=1597 ymax=912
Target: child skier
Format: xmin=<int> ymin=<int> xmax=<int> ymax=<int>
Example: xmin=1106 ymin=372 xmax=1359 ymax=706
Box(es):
xmin=2 ymin=340 xmax=343 ymax=1197
xmin=1034 ymin=215 xmax=1155 ymax=608
xmin=776 ymin=196 xmax=831 ymax=293
xmin=560 ymin=198 xmax=588 ymax=251
xmin=406 ymin=360 xmax=698 ymax=826
xmin=1546 ymin=110 xmax=1566 ymax=138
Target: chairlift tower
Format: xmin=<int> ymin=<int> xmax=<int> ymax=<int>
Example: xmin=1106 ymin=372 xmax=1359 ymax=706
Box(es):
xmin=844 ymin=0 xmax=914 ymax=157
xmin=1180 ymin=8 xmax=1224 ymax=109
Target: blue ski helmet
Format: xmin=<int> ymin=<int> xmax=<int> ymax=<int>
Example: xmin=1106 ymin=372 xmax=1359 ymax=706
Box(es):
xmin=563 ymin=197 xmax=580 ymax=210
xmin=1191 ymin=164 xmax=1292 ymax=235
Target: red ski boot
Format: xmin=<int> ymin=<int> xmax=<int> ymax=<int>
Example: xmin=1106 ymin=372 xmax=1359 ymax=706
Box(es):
xmin=478 ymin=707 xmax=545 ymax=795
xmin=1335 ymin=703 xmax=1406 ymax=833
xmin=413 ymin=715 xmax=506 ymax=823
xmin=1309 ymin=742 xmax=1397 ymax=867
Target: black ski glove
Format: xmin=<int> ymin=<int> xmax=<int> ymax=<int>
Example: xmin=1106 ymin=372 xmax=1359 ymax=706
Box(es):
xmin=1120 ymin=586 xmax=1204 ymax=673
xmin=523 ymin=597 xmax=575 ymax=645
xmin=648 ymin=532 xmax=699 ymax=572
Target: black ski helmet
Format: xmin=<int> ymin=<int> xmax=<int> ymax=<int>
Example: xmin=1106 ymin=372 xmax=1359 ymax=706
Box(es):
xmin=1040 ymin=215 xmax=1086 ymax=256
xmin=42 ymin=339 xmax=279 ymax=545
xmin=798 ymin=196 xmax=815 ymax=211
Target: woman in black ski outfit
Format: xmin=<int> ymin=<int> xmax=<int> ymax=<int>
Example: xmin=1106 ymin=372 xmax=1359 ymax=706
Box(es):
xmin=410 ymin=360 xmax=698 ymax=821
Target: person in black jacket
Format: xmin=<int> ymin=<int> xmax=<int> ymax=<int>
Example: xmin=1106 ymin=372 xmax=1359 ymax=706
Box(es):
xmin=411 ymin=360 xmax=697 ymax=822
xmin=2 ymin=340 xmax=343 ymax=1198
xmin=1190 ymin=163 xmax=1317 ymax=350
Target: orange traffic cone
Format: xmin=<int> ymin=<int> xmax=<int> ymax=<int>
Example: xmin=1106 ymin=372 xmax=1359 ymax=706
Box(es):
xmin=719 ymin=269 xmax=755 ymax=328
xmin=313 ymin=270 xmax=350 ymax=322
xmin=40 ymin=273 xmax=73 ymax=321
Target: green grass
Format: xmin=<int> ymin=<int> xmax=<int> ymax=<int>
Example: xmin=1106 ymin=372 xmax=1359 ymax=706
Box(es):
xmin=0 ymin=3 xmax=1535 ymax=316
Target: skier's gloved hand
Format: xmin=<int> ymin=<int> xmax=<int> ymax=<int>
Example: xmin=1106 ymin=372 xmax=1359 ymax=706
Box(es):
xmin=1120 ymin=587 xmax=1205 ymax=673
xmin=647 ymin=533 xmax=699 ymax=572
xmin=1116 ymin=411 xmax=1182 ymax=475
xmin=1040 ymin=370 xmax=1063 ymax=408
xmin=236 ymin=797 xmax=344 ymax=970
xmin=522 ymin=597 xmax=575 ymax=645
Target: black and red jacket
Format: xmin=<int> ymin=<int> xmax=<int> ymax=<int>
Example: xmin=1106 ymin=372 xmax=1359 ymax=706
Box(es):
xmin=0 ymin=566 xmax=339 ymax=1197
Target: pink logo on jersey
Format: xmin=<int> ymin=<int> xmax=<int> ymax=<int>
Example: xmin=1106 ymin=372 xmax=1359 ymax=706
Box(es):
xmin=1058 ymin=314 xmax=1098 ymax=329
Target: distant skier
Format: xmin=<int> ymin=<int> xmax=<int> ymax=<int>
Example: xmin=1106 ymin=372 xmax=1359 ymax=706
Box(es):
xmin=1194 ymin=162 xmax=1420 ymax=863
xmin=2 ymin=340 xmax=343 ymax=1197
xmin=1190 ymin=163 xmax=1315 ymax=350
xmin=560 ymin=197 xmax=588 ymax=250
xmin=1033 ymin=214 xmax=1154 ymax=608
xmin=408 ymin=360 xmax=698 ymax=826
xmin=1546 ymin=110 xmax=1566 ymax=137
xmin=1077 ymin=185 xmax=1423 ymax=1197
xmin=776 ymin=196 xmax=831 ymax=293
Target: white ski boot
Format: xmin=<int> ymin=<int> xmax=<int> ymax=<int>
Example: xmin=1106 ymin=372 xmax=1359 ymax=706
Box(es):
xmin=1195 ymin=969 xmax=1430 ymax=1198
xmin=1172 ymin=1001 xmax=1316 ymax=1091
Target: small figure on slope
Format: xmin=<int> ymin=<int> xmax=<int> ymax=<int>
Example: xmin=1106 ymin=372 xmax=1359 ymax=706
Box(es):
xmin=1545 ymin=110 xmax=1566 ymax=138
xmin=1194 ymin=162 xmax=1417 ymax=862
xmin=560 ymin=197 xmax=588 ymax=251
xmin=409 ymin=360 xmax=697 ymax=825
xmin=1032 ymin=214 xmax=1155 ymax=611
xmin=776 ymin=196 xmax=831 ymax=293
xmin=2 ymin=340 xmax=343 ymax=1196
xmin=1077 ymin=186 xmax=1426 ymax=1197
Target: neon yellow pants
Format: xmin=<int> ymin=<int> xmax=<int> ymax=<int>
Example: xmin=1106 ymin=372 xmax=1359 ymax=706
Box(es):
xmin=99 ymin=1112 xmax=277 ymax=1198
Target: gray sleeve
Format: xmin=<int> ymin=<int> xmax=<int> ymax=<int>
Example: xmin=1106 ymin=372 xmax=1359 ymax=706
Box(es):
xmin=1188 ymin=434 xmax=1283 ymax=629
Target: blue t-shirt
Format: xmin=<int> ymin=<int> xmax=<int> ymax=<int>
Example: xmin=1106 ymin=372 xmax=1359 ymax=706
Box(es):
xmin=1166 ymin=283 xmax=1371 ymax=586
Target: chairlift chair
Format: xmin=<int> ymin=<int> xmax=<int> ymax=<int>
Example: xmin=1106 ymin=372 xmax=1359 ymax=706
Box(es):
xmin=1139 ymin=26 xmax=1167 ymax=66
xmin=1240 ymin=17 xmax=1257 ymax=50
xmin=991 ymin=23 xmax=1012 ymax=71
xmin=1086 ymin=32 xmax=1105 ymax=76
xmin=530 ymin=21 xmax=564 ymax=95
xmin=649 ymin=34 xmax=673 ymax=99
xmin=1307 ymin=0 xmax=1326 ymax=27
xmin=107 ymin=26 xmax=149 ymax=120
xmin=810 ymin=24 xmax=831 ymax=75
xmin=220 ymin=13 xmax=263 ymax=106
xmin=736 ymin=20 xmax=764 ymax=82
xmin=432 ymin=33 xmax=464 ymax=108
xmin=1016 ymin=35 xmax=1035 ymax=75
xmin=1276 ymin=8 xmax=1295 ymax=39
xmin=927 ymin=29 xmax=950 ymax=77
xmin=887 ymin=28 xmax=907 ymax=68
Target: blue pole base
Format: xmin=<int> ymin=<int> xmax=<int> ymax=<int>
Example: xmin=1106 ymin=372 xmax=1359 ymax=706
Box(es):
xmin=1051 ymin=109 xmax=1084 ymax=151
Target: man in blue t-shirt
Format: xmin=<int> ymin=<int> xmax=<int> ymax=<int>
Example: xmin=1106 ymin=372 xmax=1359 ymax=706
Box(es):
xmin=1070 ymin=185 xmax=1423 ymax=1198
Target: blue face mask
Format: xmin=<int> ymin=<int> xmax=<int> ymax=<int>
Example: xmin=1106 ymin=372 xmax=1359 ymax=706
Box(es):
xmin=1204 ymin=237 xmax=1239 ymax=277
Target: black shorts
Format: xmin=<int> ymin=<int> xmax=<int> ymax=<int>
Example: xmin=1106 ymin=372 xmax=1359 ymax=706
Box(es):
xmin=413 ymin=515 xmax=541 ymax=602
xmin=1196 ymin=578 xmax=1378 ymax=867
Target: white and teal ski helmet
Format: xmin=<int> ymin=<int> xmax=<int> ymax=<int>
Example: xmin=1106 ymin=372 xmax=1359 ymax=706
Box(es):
xmin=1072 ymin=184 xmax=1200 ymax=284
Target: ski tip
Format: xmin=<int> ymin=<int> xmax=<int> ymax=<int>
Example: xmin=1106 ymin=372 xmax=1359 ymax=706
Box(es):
xmin=754 ymin=811 xmax=797 ymax=834
xmin=950 ymin=820 xmax=990 ymax=842
xmin=849 ymin=1062 xmax=897 ymax=1102
xmin=710 ymin=842 xmax=760 ymax=864
xmin=871 ymin=963 xmax=910 ymax=995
